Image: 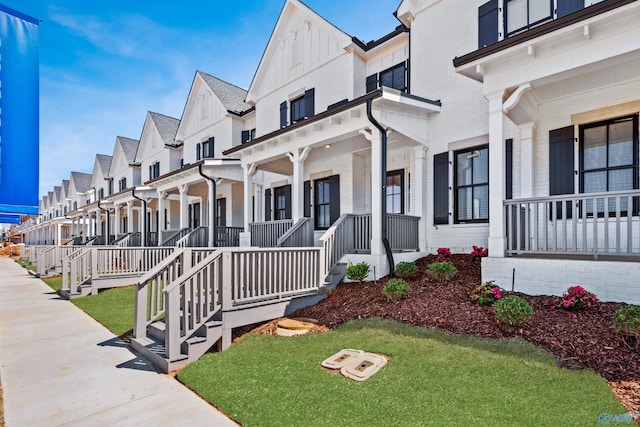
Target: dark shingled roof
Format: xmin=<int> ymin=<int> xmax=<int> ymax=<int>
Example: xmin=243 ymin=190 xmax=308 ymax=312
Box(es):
xmin=53 ymin=186 xmax=61 ymax=202
xmin=149 ymin=112 xmax=180 ymax=146
xmin=70 ymin=171 xmax=93 ymax=194
xmin=116 ymin=137 xmax=140 ymax=164
xmin=197 ymin=71 xmax=252 ymax=114
xmin=96 ymin=154 xmax=112 ymax=176
xmin=62 ymin=179 xmax=70 ymax=196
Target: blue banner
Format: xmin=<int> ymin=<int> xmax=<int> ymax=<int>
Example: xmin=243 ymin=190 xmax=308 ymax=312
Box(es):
xmin=0 ymin=213 xmax=20 ymax=224
xmin=0 ymin=4 xmax=39 ymax=215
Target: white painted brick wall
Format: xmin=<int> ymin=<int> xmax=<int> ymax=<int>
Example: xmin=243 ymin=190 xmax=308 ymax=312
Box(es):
xmin=483 ymin=257 xmax=640 ymax=304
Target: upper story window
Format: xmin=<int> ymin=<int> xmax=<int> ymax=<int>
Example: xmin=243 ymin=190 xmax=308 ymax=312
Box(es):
xmin=366 ymin=62 xmax=408 ymax=93
xmin=118 ymin=177 xmax=127 ymax=192
xmin=149 ymin=161 xmax=160 ymax=180
xmin=108 ymin=180 xmax=113 ymax=195
xmin=97 ymin=188 xmax=104 ymax=200
xmin=478 ymin=0 xmax=603 ymax=49
xmin=280 ymin=88 xmax=315 ymax=128
xmin=241 ymin=128 xmax=256 ymax=144
xmin=196 ymin=137 xmax=215 ymax=160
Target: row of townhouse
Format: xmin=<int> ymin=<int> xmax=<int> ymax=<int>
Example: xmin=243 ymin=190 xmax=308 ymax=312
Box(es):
xmin=15 ymin=0 xmax=640 ymax=303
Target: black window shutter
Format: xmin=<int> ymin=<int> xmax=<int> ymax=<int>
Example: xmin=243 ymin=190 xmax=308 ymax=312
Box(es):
xmin=149 ymin=166 xmax=152 ymax=180
xmin=280 ymin=101 xmax=288 ymax=128
xmin=557 ymin=0 xmax=583 ymax=18
xmin=328 ymin=175 xmax=340 ymax=225
xmin=506 ymin=139 xmax=513 ymax=200
xmin=303 ymin=180 xmax=311 ymax=217
xmin=217 ymin=198 xmax=227 ymax=227
xmin=207 ymin=137 xmax=215 ymax=158
xmin=366 ymin=74 xmax=378 ymax=93
xmin=196 ymin=143 xmax=201 ymax=161
xmin=241 ymin=130 xmax=250 ymax=144
xmin=264 ymin=188 xmax=272 ymax=221
xmin=549 ymin=126 xmax=575 ymax=219
xmin=478 ymin=0 xmax=499 ymax=49
xmin=284 ymin=184 xmax=292 ymax=219
xmin=433 ymin=152 xmax=449 ymax=225
xmin=304 ymin=88 xmax=315 ymax=118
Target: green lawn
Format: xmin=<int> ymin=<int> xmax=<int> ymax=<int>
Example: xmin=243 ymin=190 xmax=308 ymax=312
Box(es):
xmin=15 ymin=258 xmax=36 ymax=273
xmin=71 ymin=286 xmax=136 ymax=336
xmin=178 ymin=318 xmax=624 ymax=427
xmin=41 ymin=276 xmax=62 ymax=292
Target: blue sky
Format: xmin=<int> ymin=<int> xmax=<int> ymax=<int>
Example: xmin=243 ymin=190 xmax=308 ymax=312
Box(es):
xmin=2 ymin=0 xmax=402 ymax=197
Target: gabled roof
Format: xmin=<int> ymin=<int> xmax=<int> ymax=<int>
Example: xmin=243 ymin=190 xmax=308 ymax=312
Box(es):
xmin=116 ymin=136 xmax=140 ymax=164
xmin=70 ymin=171 xmax=93 ymax=194
xmin=197 ymin=71 xmax=252 ymax=115
xmin=246 ymin=0 xmax=353 ymax=103
xmin=148 ymin=112 xmax=180 ymax=146
xmin=53 ymin=186 xmax=62 ymax=203
xmin=62 ymin=179 xmax=70 ymax=196
xmin=96 ymin=154 xmax=112 ymax=177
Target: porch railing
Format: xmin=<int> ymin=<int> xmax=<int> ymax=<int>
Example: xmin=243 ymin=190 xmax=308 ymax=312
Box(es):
xmin=277 ymin=218 xmax=314 ymax=247
xmin=217 ymin=226 xmax=243 ymax=247
xmin=37 ymin=245 xmax=82 ymax=276
xmin=250 ymin=219 xmax=293 ymax=247
xmin=113 ymin=233 xmax=132 ymax=246
xmin=387 ymin=214 xmax=420 ymax=251
xmin=161 ymin=228 xmax=190 ymax=247
xmin=505 ymin=190 xmax=640 ymax=257
xmin=24 ymin=245 xmax=50 ymax=264
xmin=178 ymin=226 xmax=208 ymax=248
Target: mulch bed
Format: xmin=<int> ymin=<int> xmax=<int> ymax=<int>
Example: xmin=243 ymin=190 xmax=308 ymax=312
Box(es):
xmin=290 ymin=254 xmax=640 ymax=414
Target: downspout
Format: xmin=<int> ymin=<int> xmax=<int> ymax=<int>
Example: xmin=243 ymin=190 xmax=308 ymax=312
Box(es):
xmin=199 ymin=162 xmax=217 ymax=247
xmin=366 ymin=97 xmax=395 ymax=277
xmin=131 ymin=187 xmax=147 ymax=247
xmin=96 ymin=189 xmax=111 ymax=245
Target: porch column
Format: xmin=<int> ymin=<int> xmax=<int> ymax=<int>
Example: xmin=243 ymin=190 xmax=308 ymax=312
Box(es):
xmin=519 ymin=121 xmax=536 ymax=198
xmin=242 ymin=164 xmax=257 ymax=230
xmin=157 ymin=191 xmax=166 ymax=233
xmin=487 ymin=91 xmax=506 ymax=257
xmin=254 ymin=183 xmax=263 ymax=223
xmin=114 ymin=204 xmax=120 ymax=236
xmin=362 ymin=127 xmax=384 ymax=256
xmin=413 ymin=146 xmax=428 ymax=252
xmin=82 ymin=213 xmax=87 ymax=241
xmin=127 ymin=201 xmax=134 ymax=233
xmin=286 ymin=147 xmax=312 ymax=222
xmin=56 ymin=222 xmax=62 ymax=246
xmin=179 ymin=184 xmax=189 ymax=229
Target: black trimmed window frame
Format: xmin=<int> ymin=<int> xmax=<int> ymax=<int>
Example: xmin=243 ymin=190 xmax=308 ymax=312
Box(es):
xmin=273 ymin=186 xmax=288 ymax=220
xmin=504 ymin=0 xmax=554 ymax=37
xmin=366 ymin=61 xmax=408 ymax=93
xmin=454 ymin=145 xmax=489 ymax=224
xmin=290 ymin=95 xmax=306 ymax=124
xmin=118 ymin=177 xmax=127 ymax=192
xmin=149 ymin=161 xmax=160 ymax=180
xmin=386 ymin=169 xmax=404 ymax=214
xmin=314 ymin=177 xmax=332 ymax=230
xmin=579 ymin=114 xmax=639 ymax=216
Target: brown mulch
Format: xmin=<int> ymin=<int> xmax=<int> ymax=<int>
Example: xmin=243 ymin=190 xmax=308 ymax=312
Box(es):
xmin=290 ymin=254 xmax=640 ymax=414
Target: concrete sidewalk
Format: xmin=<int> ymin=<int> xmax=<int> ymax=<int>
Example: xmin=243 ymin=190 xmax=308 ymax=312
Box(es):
xmin=0 ymin=258 xmax=237 ymax=426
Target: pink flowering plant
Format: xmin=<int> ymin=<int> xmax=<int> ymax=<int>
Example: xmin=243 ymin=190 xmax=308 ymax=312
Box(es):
xmin=469 ymin=245 xmax=488 ymax=260
xmin=552 ymin=286 xmax=599 ymax=311
xmin=436 ymin=247 xmax=452 ymax=261
xmin=470 ymin=281 xmax=505 ymax=305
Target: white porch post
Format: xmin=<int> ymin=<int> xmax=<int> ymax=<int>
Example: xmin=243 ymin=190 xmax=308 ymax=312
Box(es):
xmin=179 ymin=184 xmax=189 ymax=229
xmin=254 ymin=183 xmax=263 ymax=223
xmin=413 ymin=146 xmax=428 ymax=252
xmin=487 ymin=91 xmax=506 ymax=257
xmin=56 ymin=223 xmax=62 ymax=246
xmin=363 ymin=128 xmax=384 ymax=256
xmin=127 ymin=201 xmax=134 ymax=233
xmin=287 ymin=147 xmax=312 ymax=222
xmin=114 ymin=204 xmax=120 ymax=236
xmin=240 ymin=164 xmax=257 ymax=247
xmin=519 ymin=121 xmax=536 ymax=198
xmin=157 ymin=191 xmax=166 ymax=233
xmin=82 ymin=213 xmax=87 ymax=241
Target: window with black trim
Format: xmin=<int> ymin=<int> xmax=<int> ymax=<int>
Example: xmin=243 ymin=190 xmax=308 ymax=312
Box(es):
xmin=366 ymin=62 xmax=408 ymax=93
xmin=202 ymin=137 xmax=215 ymax=159
xmin=386 ymin=169 xmax=404 ymax=214
xmin=149 ymin=161 xmax=160 ymax=180
xmin=290 ymin=95 xmax=306 ymax=124
xmin=118 ymin=177 xmax=127 ymax=192
xmin=580 ymin=115 xmax=639 ymax=214
xmin=98 ymin=188 xmax=104 ymax=200
xmin=504 ymin=0 xmax=553 ymax=36
xmin=455 ymin=146 xmax=489 ymax=223
xmin=274 ymin=186 xmax=287 ymax=220
xmin=314 ymin=175 xmax=340 ymax=230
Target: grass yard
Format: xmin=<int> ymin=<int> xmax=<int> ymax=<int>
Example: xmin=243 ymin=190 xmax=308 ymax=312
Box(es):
xmin=41 ymin=276 xmax=62 ymax=292
xmin=71 ymin=286 xmax=136 ymax=336
xmin=178 ymin=318 xmax=625 ymax=427
xmin=15 ymin=258 xmax=36 ymax=273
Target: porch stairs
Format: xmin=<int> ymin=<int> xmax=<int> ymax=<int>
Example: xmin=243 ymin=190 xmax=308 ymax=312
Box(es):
xmin=130 ymin=247 xmax=331 ymax=373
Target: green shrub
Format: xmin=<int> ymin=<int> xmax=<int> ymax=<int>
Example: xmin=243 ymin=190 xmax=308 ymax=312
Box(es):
xmin=494 ymin=296 xmax=533 ymax=327
xmin=426 ymin=261 xmax=458 ymax=282
xmin=382 ymin=279 xmax=411 ymax=302
xmin=345 ymin=262 xmax=370 ymax=284
xmin=470 ymin=281 xmax=504 ymax=305
xmin=394 ymin=262 xmax=417 ymax=279
xmin=613 ymin=305 xmax=640 ymax=348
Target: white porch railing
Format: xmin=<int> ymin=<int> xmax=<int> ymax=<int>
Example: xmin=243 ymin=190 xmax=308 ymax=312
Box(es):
xmin=63 ymin=247 xmax=176 ymax=295
xmin=24 ymin=245 xmax=50 ymax=264
xmin=37 ymin=245 xmax=83 ymax=276
xmin=505 ymin=190 xmax=640 ymax=257
xmin=276 ymin=218 xmax=314 ymax=247
xmin=250 ymin=220 xmax=293 ymax=247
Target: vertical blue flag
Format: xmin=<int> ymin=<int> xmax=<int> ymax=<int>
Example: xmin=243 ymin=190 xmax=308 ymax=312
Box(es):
xmin=0 ymin=4 xmax=39 ymax=215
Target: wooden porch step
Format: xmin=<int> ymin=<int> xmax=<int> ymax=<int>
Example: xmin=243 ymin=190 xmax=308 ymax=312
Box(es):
xmin=130 ymin=335 xmax=188 ymax=373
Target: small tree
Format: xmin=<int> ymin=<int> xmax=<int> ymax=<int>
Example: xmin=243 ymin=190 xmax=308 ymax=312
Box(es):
xmin=345 ymin=261 xmax=371 ymax=284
